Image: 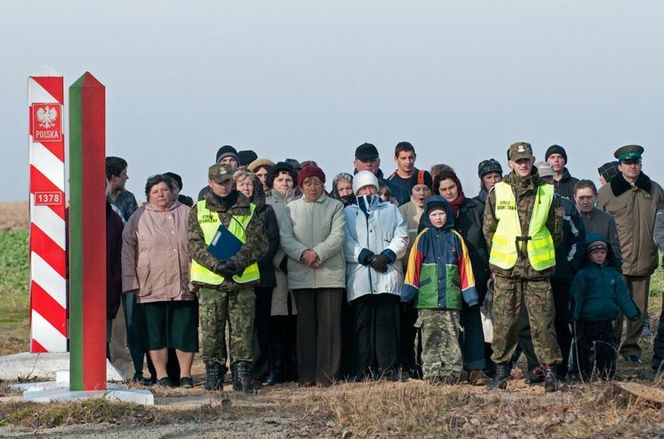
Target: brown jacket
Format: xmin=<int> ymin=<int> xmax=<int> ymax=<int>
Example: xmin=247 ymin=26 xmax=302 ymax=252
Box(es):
xmin=597 ymin=172 xmax=664 ymax=277
xmin=122 ymin=201 xmax=192 ymax=303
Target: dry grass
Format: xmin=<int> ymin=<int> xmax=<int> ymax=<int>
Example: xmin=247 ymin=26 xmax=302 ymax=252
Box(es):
xmin=288 ymin=379 xmax=664 ymax=438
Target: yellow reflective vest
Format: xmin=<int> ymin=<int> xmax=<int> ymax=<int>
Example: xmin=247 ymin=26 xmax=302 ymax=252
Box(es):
xmin=190 ymin=201 xmax=260 ymax=285
xmin=489 ymin=182 xmax=556 ymax=271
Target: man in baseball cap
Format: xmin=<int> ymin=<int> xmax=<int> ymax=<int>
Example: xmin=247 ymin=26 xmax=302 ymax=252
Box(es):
xmin=189 ymin=161 xmax=268 ymax=393
xmin=484 ymin=141 xmax=563 ymax=392
xmin=352 ymin=143 xmax=409 ymax=205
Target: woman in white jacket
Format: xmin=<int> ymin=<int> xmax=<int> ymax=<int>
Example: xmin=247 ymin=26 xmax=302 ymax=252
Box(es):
xmin=344 ymin=171 xmax=408 ymax=381
xmin=280 ymin=165 xmax=347 ymax=386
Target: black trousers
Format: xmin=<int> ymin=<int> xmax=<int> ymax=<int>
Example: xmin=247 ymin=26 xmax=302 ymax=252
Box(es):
xmin=552 ymin=281 xmax=572 ymax=377
xmin=339 ymin=297 xmax=355 ymax=380
xmin=352 ymin=294 xmax=400 ymax=378
xmin=459 ymin=301 xmax=486 ymax=371
xmin=399 ymin=301 xmax=421 ymax=375
xmin=251 ymin=287 xmax=273 ymax=380
xmin=575 ymin=320 xmax=617 ymax=380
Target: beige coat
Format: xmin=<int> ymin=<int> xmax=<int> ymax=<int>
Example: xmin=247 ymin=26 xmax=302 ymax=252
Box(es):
xmin=399 ymin=200 xmax=424 ymax=270
xmin=267 ymin=189 xmax=298 ymax=315
xmin=279 ymin=193 xmax=346 ymax=290
xmin=597 ymin=172 xmax=664 ymax=277
xmin=122 ymin=201 xmax=192 ymax=303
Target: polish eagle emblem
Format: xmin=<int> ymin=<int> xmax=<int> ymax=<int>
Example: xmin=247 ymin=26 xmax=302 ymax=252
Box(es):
xmin=36 ymin=106 xmax=58 ymax=129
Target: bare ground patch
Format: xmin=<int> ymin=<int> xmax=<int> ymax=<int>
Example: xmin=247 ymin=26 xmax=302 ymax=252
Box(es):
xmin=0 ymin=202 xmax=28 ymax=231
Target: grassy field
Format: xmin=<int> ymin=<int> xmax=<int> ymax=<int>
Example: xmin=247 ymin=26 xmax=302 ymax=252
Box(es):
xmin=0 ymin=230 xmax=29 ymax=355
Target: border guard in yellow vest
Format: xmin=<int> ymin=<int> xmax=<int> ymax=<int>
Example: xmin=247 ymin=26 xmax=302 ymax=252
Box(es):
xmin=483 ymin=142 xmax=562 ymax=392
xmin=189 ymin=163 xmax=267 ymax=393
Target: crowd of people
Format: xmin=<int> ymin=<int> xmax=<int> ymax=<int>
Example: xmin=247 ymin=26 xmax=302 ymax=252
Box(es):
xmin=104 ymin=141 xmax=664 ymax=393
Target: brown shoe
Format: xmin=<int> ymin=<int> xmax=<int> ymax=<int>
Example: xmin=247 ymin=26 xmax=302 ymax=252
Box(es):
xmin=298 ymin=380 xmax=316 ymax=388
xmin=468 ymin=370 xmax=490 ymax=386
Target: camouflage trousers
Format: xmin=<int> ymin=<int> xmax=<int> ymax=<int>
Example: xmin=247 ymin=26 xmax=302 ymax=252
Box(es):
xmin=416 ymin=309 xmax=462 ymax=381
xmin=491 ymin=276 xmax=561 ymax=365
xmin=198 ymin=286 xmax=255 ymax=366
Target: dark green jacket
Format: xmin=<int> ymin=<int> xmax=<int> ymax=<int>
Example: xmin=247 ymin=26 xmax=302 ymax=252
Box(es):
xmin=570 ymin=263 xmax=639 ymax=322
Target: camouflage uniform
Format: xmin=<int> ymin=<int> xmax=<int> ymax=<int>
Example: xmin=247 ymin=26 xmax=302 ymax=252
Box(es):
xmin=416 ymin=309 xmax=462 ymax=381
xmin=483 ymin=165 xmax=563 ymax=366
xmin=188 ymin=188 xmax=268 ymax=367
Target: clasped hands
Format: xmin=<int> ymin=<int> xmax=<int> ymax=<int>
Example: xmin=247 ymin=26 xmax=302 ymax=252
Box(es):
xmin=300 ymin=249 xmax=321 ymax=268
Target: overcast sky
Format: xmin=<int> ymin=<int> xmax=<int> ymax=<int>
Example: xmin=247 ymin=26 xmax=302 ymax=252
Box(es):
xmin=3 ymin=1 xmax=664 ymax=201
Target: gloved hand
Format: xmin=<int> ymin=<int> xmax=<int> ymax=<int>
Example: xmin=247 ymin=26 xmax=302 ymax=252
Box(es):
xmin=369 ymin=254 xmax=390 ymax=273
xmin=215 ymin=261 xmax=241 ymax=278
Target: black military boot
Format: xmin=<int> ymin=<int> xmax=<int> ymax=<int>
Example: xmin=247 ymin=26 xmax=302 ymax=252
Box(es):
xmin=542 ymin=366 xmax=560 ymax=392
xmin=486 ymin=362 xmax=512 ymax=391
xmin=205 ymin=361 xmax=223 ymax=391
xmin=234 ymin=361 xmax=256 ymax=394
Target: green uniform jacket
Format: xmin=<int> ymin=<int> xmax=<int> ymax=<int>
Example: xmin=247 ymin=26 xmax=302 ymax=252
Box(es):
xmin=483 ymin=169 xmax=562 ymax=279
xmin=188 ymin=190 xmax=268 ymax=291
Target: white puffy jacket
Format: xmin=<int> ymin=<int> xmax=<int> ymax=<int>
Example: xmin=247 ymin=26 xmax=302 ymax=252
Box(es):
xmin=344 ymin=195 xmax=408 ymax=302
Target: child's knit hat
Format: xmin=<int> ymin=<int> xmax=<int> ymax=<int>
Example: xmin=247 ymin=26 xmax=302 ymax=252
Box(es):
xmin=585 ymin=232 xmax=608 ymax=255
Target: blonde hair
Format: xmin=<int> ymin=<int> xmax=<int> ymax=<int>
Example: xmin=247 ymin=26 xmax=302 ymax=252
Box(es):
xmin=233 ymin=169 xmax=256 ymax=184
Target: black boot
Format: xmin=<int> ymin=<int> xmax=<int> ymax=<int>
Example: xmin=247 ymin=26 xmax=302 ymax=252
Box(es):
xmin=233 ymin=361 xmax=256 ymax=394
xmin=266 ymin=343 xmax=285 ymax=386
xmin=486 ymin=362 xmax=512 ymax=390
xmin=205 ymin=361 xmax=223 ymax=391
xmin=542 ymin=366 xmax=560 ymax=392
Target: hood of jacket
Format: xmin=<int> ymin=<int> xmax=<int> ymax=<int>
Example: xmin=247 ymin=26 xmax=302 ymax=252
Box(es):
xmin=421 ymin=195 xmax=455 ymax=230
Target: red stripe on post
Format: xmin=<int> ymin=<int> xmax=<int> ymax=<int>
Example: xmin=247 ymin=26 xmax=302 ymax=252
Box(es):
xmin=29 ymin=165 xmax=65 ymax=220
xmin=30 ymin=282 xmax=67 ymax=336
xmin=38 ymin=141 xmax=66 ymax=163
xmin=32 ymin=77 xmax=64 ymax=104
xmin=31 ymin=339 xmax=47 ymax=353
xmin=30 ymin=224 xmax=66 ymax=277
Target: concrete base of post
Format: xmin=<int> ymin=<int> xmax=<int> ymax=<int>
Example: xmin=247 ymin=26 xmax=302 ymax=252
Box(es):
xmin=21 ymin=387 xmax=154 ymax=405
xmin=0 ymin=352 xmax=123 ymax=381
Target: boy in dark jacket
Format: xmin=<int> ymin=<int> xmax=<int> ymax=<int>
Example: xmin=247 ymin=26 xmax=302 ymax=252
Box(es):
xmin=570 ymin=233 xmax=640 ymax=380
xmin=402 ymin=196 xmax=479 ymax=382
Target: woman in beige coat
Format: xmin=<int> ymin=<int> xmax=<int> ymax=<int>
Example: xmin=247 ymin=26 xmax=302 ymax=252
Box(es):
xmin=280 ymin=165 xmax=346 ymax=386
xmin=265 ymin=162 xmax=299 ymax=383
xmin=122 ymin=175 xmax=196 ymax=388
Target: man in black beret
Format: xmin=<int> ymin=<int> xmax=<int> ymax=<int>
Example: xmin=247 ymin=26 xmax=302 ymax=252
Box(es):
xmin=545 ymin=145 xmax=579 ymax=200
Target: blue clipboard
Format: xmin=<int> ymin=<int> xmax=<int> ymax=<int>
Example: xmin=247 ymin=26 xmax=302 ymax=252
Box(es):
xmin=207 ymin=224 xmax=243 ymax=260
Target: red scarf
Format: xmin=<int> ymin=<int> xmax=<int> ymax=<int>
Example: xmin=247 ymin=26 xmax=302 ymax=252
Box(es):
xmin=450 ymin=177 xmax=466 ymax=217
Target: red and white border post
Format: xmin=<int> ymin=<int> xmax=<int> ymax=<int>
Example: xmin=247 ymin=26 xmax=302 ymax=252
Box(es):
xmin=28 ymin=74 xmax=68 ymax=353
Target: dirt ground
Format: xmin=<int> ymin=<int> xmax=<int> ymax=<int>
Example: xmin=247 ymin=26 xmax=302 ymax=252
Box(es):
xmin=0 ymin=202 xmax=28 ymax=231
xmin=1 ymin=201 xmax=663 ymax=437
